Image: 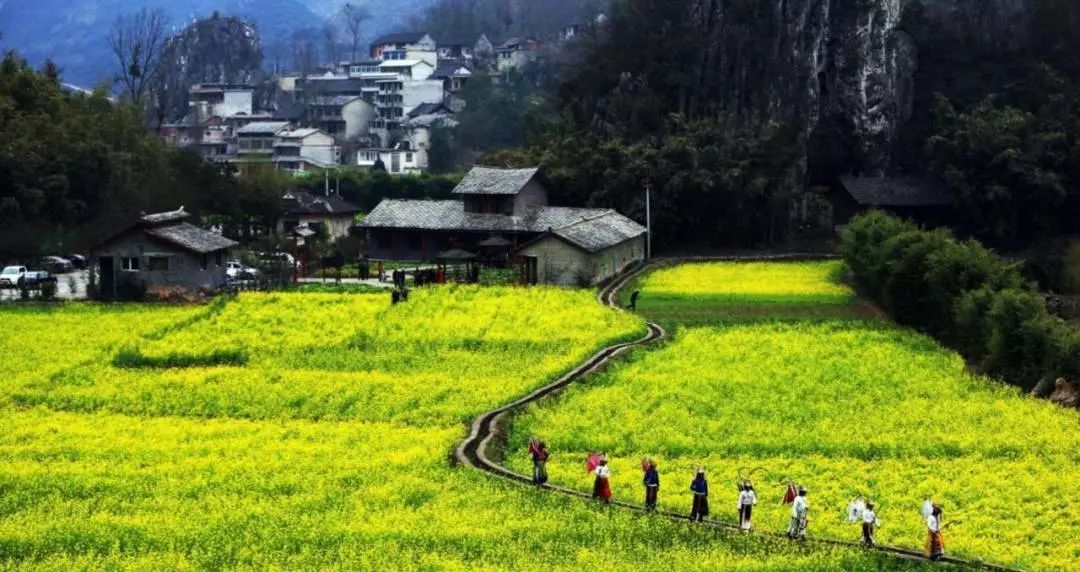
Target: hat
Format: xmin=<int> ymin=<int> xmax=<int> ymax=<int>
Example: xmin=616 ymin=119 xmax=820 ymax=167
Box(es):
xmin=798 ymin=486 xmax=807 ymax=494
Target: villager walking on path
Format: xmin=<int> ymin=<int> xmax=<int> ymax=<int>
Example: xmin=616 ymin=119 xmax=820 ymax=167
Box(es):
xmin=642 ymin=459 xmax=659 ymax=510
xmin=592 ymin=456 xmax=612 ymax=504
xmin=926 ymin=504 xmax=947 ymax=560
xmin=627 ymin=290 xmax=640 ymax=311
xmin=737 ymin=481 xmax=757 ymax=530
xmin=860 ymin=501 xmax=879 ymax=547
xmin=786 ymin=486 xmax=809 ymax=540
xmin=689 ymin=468 xmax=709 ymax=522
xmin=528 ymin=439 xmax=549 ymax=486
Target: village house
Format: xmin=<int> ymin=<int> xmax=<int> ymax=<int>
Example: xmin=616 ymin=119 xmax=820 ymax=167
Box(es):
xmin=370 ymin=32 xmax=438 ymax=62
xmin=496 ymin=38 xmax=541 ymax=72
xmin=832 ymin=175 xmax=955 ymax=227
xmin=517 ymin=210 xmax=647 ymax=286
xmin=305 ymin=95 xmax=376 ymax=142
xmin=278 ymin=190 xmax=362 ymax=241
xmin=272 ymin=128 xmax=339 ymax=174
xmin=359 ymin=167 xmax=646 ymax=284
xmin=437 ymin=34 xmax=495 ymax=62
xmin=91 ymin=208 xmax=237 ymax=300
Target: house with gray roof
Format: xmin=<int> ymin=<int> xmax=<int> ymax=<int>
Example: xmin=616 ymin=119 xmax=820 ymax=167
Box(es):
xmin=832 ymin=175 xmax=955 ymax=226
xmin=91 ymin=208 xmax=237 ymax=300
xmin=359 ymin=166 xmax=646 ymax=284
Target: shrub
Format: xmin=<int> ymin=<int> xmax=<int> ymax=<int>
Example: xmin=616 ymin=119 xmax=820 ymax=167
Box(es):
xmin=842 ymin=211 xmax=1077 ymax=391
xmin=840 ymin=210 xmax=916 ymax=300
xmin=40 ymin=281 xmax=57 ymax=300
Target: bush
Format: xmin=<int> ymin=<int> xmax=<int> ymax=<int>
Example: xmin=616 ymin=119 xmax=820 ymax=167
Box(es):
xmin=842 ymin=211 xmax=1077 ymax=391
xmin=40 ymin=280 xmax=57 ymax=300
xmin=840 ymin=210 xmax=916 ymax=300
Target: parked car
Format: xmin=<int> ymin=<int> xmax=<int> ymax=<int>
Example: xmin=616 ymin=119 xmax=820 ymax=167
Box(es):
xmin=65 ymin=254 xmax=88 ymax=269
xmin=23 ymin=271 xmax=57 ymax=287
xmin=41 ymin=256 xmax=74 ymax=273
xmin=0 ymin=266 xmax=27 ymax=287
xmin=226 ymin=261 xmax=260 ymax=280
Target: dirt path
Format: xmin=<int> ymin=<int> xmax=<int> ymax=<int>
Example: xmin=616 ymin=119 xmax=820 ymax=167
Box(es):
xmin=454 ymin=257 xmax=1021 ymax=572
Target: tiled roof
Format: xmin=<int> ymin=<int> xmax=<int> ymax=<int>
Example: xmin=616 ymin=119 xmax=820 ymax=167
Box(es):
xmin=431 ymin=59 xmax=472 ymax=79
xmin=360 ymin=199 xmax=615 ymax=234
xmin=145 ymin=223 xmax=238 ymax=254
xmin=373 ymin=32 xmax=430 ymax=46
xmin=840 ymin=176 xmax=952 ymax=207
xmin=277 ymin=128 xmax=322 ymax=139
xmin=550 ymin=211 xmax=647 ymax=253
xmin=237 ymin=121 xmax=290 ymax=135
xmin=310 ymin=95 xmax=363 ymax=106
xmin=451 ymin=166 xmax=541 ymax=196
xmin=140 ymin=208 xmax=190 ymax=225
xmin=281 ymin=191 xmax=362 ymax=215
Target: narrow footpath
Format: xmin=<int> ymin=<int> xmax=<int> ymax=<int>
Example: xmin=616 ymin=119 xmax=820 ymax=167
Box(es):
xmin=454 ymin=257 xmax=1022 ymax=572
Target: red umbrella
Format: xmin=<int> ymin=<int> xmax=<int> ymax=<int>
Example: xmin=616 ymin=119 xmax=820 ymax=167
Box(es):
xmin=585 ymin=452 xmax=602 ymax=474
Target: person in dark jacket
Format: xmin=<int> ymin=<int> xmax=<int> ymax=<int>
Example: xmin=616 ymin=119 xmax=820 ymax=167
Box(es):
xmin=690 ymin=468 xmax=709 ymax=521
xmin=642 ymin=459 xmax=660 ymax=510
xmin=628 ymin=290 xmax=640 ymax=311
xmin=528 ymin=440 xmax=550 ymax=486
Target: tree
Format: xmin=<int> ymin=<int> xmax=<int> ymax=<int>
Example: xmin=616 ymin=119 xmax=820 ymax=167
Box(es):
xmin=341 ymin=3 xmax=372 ymax=63
xmin=323 ymin=25 xmax=340 ymax=68
xmin=107 ymin=8 xmax=168 ymax=106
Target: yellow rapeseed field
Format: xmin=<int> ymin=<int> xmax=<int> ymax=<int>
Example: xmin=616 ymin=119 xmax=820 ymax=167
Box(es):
xmin=0 ymin=288 xmax=910 ymax=570
xmin=511 ymin=261 xmax=1080 ymax=571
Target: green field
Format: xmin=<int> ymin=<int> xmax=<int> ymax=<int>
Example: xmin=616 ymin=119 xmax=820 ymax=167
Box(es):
xmin=0 ymin=287 xmax=915 ymax=570
xmin=513 ymin=261 xmax=1079 ymax=571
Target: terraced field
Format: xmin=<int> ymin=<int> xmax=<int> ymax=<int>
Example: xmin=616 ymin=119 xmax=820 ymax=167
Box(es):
xmin=511 ymin=261 xmax=1079 ymax=571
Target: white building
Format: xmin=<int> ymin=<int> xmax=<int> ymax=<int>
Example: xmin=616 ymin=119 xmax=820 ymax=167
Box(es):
xmin=273 ymin=128 xmax=339 ymax=175
xmin=189 ymin=84 xmax=254 ymax=121
xmin=307 ymin=95 xmax=376 ymax=142
xmin=370 ymin=32 xmax=438 ymax=64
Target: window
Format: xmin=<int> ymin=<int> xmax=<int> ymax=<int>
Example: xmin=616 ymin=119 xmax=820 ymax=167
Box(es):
xmin=405 ymin=152 xmax=414 ymax=163
xmin=149 ymin=256 xmax=170 ymax=271
xmin=121 ymin=257 xmax=140 ymax=271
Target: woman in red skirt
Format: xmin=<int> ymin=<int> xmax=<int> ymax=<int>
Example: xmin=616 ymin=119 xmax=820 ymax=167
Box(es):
xmin=593 ymin=458 xmax=612 ymax=503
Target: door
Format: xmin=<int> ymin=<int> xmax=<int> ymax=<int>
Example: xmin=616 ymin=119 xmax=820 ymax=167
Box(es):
xmin=98 ymin=257 xmax=115 ymax=300
xmin=524 ymin=256 xmax=538 ymax=285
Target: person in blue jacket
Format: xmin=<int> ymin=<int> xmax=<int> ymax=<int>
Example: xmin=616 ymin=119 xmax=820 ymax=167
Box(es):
xmin=690 ymin=467 xmax=709 ymax=521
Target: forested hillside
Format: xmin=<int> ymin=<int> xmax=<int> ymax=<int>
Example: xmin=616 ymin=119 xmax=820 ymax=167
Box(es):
xmin=482 ymin=0 xmax=1080 ymax=249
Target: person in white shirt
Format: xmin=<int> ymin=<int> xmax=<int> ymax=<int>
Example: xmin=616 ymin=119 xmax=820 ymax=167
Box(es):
xmin=860 ymin=501 xmax=879 ymax=546
xmin=847 ymin=497 xmax=867 ymax=524
xmin=592 ymin=458 xmax=612 ymax=504
xmin=921 ymin=498 xmax=934 ymax=520
xmin=926 ymin=504 xmax=947 ymax=560
xmin=737 ymin=481 xmax=757 ymax=530
xmin=787 ymin=487 xmax=809 ymax=540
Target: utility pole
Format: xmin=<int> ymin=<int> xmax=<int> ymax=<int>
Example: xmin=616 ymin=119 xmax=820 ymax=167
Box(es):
xmin=335 ymin=170 xmax=340 ymax=196
xmin=645 ymin=182 xmax=653 ymax=260
xmin=324 ymin=169 xmax=330 ymax=197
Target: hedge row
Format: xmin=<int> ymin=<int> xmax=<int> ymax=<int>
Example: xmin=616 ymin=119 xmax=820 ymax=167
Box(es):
xmin=841 ymin=211 xmax=1079 ymax=391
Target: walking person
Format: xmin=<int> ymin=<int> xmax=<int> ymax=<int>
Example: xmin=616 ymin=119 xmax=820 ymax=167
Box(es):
xmin=787 ymin=487 xmax=809 ymax=540
xmin=738 ymin=481 xmax=758 ymax=530
xmin=860 ymin=501 xmax=879 ymax=547
xmin=642 ymin=459 xmax=659 ymax=511
xmin=926 ymin=504 xmax=947 ymax=560
xmin=528 ymin=439 xmax=549 ymax=486
xmin=627 ymin=290 xmax=640 ymax=311
xmin=689 ymin=468 xmax=709 ymax=522
xmin=592 ymin=457 xmax=612 ymax=504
